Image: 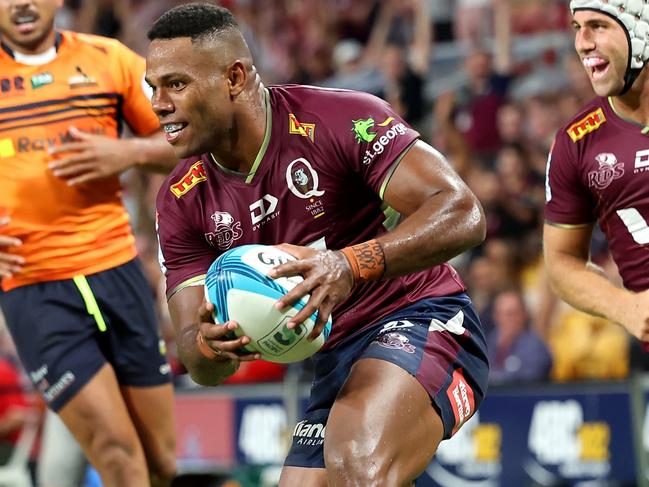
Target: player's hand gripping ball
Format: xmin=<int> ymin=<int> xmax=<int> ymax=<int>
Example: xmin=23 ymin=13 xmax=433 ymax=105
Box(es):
xmin=204 ymin=244 xmax=332 ymax=363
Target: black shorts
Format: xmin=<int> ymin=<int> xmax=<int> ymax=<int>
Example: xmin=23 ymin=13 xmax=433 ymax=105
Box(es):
xmin=284 ymin=293 xmax=489 ymax=469
xmin=0 ymin=259 xmax=171 ymax=411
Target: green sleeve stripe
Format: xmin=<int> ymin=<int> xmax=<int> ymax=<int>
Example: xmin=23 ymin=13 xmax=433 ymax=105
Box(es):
xmin=72 ymin=275 xmax=107 ymax=332
xmin=378 ymin=140 xmax=418 ymax=200
xmin=544 ymin=220 xmax=595 ymax=229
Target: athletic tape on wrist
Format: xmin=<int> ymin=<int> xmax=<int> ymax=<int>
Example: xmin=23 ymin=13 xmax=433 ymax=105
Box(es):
xmin=340 ymin=239 xmax=386 ymax=283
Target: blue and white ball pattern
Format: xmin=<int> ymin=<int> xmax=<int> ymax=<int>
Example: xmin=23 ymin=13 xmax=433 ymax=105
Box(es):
xmin=204 ymin=244 xmax=332 ymax=363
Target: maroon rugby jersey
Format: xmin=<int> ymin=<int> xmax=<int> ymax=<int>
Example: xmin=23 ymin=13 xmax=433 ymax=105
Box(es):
xmin=157 ymin=85 xmax=466 ymax=348
xmin=545 ymin=97 xmax=649 ymax=292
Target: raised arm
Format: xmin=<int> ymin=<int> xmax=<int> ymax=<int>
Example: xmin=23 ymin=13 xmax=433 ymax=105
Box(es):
xmin=409 ymin=0 xmax=432 ymax=77
xmin=492 ymin=0 xmax=513 ymax=75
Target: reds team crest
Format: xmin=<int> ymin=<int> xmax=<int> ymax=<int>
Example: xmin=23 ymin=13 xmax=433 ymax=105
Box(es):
xmin=376 ymin=332 xmax=416 ymax=353
xmin=587 ymin=153 xmax=624 ymax=190
xmin=204 ymin=211 xmax=243 ymax=250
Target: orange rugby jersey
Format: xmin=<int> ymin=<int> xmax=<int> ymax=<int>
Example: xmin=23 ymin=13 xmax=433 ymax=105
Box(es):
xmin=0 ymin=31 xmax=159 ymax=291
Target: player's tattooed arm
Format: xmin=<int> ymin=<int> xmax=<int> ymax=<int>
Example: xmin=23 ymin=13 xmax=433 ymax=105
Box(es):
xmin=378 ymin=140 xmax=486 ymax=277
xmin=270 ymin=140 xmax=485 ymax=336
xmin=340 ymin=240 xmax=386 ymax=283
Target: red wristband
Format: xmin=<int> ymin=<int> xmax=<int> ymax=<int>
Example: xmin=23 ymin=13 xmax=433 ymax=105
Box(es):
xmin=340 ymin=239 xmax=386 ymax=284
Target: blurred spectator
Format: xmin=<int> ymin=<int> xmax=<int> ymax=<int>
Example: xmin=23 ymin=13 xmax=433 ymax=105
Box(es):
xmin=322 ymin=37 xmax=383 ymax=94
xmin=56 ymin=0 xmax=80 ymax=30
xmin=466 ymin=168 xmax=531 ymax=240
xmin=331 ymin=38 xmax=364 ymax=76
xmin=454 ymin=0 xmax=493 ymax=46
xmin=324 ymin=0 xmax=431 ymax=126
xmin=510 ymin=0 xmax=569 ymax=35
xmin=549 ymin=308 xmax=629 ymax=381
xmin=554 ymin=53 xmax=597 ymax=128
xmin=120 ymin=0 xmax=188 ymax=55
xmin=487 ymin=289 xmax=553 ymax=384
xmin=0 ymin=353 xmax=32 ymax=464
xmin=523 ymin=95 xmax=563 ymax=154
xmin=367 ymin=0 xmax=431 ymax=126
xmin=494 ymin=143 xmax=543 ymax=235
xmin=330 ymin=0 xmax=379 ymax=43
xmin=466 ymin=256 xmax=501 ymax=316
xmin=38 ymin=409 xmax=87 ymax=487
xmin=530 ymin=236 xmax=630 ymax=381
xmin=496 ymin=102 xmax=525 ymax=146
xmin=429 ymin=0 xmax=453 ymax=42
xmin=76 ymin=0 xmax=128 ymax=38
xmin=436 ymin=0 xmax=513 ymax=159
xmin=464 ymin=238 xmax=524 ymax=323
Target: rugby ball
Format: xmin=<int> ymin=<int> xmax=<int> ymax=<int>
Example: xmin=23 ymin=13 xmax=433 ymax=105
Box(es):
xmin=204 ymin=244 xmax=332 ymax=363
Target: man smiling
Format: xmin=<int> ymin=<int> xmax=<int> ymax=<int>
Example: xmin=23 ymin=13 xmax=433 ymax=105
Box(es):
xmin=544 ymin=1 xmax=649 ymax=346
xmin=0 ymin=1 xmax=177 ymax=486
xmin=147 ymin=3 xmax=490 ymax=485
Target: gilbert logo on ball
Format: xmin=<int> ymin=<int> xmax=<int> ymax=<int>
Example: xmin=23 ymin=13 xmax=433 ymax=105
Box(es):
xmin=204 ymin=244 xmax=332 ymax=363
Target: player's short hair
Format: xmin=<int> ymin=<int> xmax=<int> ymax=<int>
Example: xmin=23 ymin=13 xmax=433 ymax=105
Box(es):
xmin=148 ymin=3 xmax=239 ymax=42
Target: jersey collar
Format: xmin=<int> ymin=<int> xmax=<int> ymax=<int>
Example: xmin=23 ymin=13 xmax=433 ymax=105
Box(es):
xmin=210 ymin=87 xmax=272 ymax=183
xmin=1 ymin=31 xmax=62 ymax=63
xmin=607 ymin=96 xmax=649 ymax=134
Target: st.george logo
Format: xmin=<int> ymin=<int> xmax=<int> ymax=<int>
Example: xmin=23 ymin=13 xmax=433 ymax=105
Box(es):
xmin=352 ymin=118 xmax=377 ymax=143
xmin=351 ymin=116 xmax=395 ymax=144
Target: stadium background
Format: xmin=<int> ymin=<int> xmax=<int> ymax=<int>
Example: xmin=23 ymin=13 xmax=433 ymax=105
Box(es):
xmin=1 ymin=0 xmax=647 ymax=486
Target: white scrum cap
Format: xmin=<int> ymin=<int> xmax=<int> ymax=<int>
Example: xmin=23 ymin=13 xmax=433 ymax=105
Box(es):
xmin=570 ymin=0 xmax=649 ymax=69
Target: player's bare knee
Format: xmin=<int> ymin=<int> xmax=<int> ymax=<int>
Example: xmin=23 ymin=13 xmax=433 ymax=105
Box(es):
xmin=324 ymin=438 xmax=399 ymax=485
xmin=148 ymin=451 xmax=177 ymax=485
xmin=89 ymin=432 xmax=145 ymax=478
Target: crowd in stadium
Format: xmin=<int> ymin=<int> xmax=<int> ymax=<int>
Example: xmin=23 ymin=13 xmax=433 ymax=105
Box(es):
xmin=0 ymin=0 xmax=639 ymax=482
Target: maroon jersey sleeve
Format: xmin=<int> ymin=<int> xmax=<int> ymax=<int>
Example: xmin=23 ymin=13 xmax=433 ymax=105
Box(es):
xmin=156 ymin=188 xmax=215 ymax=298
xmin=544 ymin=131 xmax=597 ymax=225
xmin=330 ymin=91 xmax=420 ymax=196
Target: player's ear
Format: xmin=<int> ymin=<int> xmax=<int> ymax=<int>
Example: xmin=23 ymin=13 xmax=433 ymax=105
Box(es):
xmin=227 ymin=60 xmax=247 ymax=97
